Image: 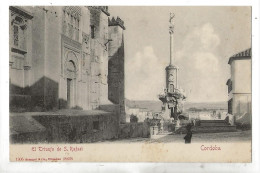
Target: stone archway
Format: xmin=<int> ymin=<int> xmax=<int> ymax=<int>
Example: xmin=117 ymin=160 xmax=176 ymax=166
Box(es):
xmin=64 ymin=51 xmax=78 ymax=108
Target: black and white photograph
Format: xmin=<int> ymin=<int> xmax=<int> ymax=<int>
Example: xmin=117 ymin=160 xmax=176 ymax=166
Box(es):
xmin=1 ymin=1 xmax=259 ymax=167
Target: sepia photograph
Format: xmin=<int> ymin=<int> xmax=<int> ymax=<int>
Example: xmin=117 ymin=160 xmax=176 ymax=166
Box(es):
xmin=6 ymin=4 xmax=255 ymax=164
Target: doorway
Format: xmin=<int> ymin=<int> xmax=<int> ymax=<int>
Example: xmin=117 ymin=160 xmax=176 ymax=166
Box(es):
xmin=66 ymin=59 xmax=77 ymax=108
xmin=67 ymin=78 xmax=73 ymax=108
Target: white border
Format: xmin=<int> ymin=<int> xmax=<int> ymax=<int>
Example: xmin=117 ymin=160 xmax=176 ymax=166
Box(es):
xmin=1 ymin=0 xmax=259 ymax=172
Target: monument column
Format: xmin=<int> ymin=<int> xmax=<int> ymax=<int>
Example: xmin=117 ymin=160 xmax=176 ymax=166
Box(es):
xmin=159 ymin=13 xmax=186 ymax=122
xmin=166 ymin=13 xmax=177 ymax=93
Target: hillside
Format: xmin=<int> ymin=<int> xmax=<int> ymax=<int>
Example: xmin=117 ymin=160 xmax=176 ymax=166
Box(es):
xmin=184 ymin=102 xmax=227 ymax=110
xmin=125 ymin=99 xmax=227 ymax=112
xmin=125 ymin=99 xmax=162 ymax=112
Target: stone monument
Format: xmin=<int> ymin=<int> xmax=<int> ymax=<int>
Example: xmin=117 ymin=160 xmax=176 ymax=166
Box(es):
xmin=158 ymin=13 xmax=186 ymax=130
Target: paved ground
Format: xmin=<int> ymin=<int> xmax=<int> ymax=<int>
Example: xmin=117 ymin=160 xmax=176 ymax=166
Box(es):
xmin=102 ymin=130 xmax=251 ymax=143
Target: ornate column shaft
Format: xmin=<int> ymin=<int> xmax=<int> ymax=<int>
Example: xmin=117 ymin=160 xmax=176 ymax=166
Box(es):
xmin=169 ymin=13 xmax=175 ymax=65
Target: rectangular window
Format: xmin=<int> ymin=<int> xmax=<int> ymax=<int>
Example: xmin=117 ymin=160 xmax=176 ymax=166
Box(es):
xmin=13 ymin=25 xmax=19 ymax=46
xmin=91 ymin=25 xmax=95 ymax=39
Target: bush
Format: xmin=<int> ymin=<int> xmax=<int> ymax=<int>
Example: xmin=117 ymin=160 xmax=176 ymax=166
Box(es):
xmin=130 ymin=114 xmax=138 ymax=123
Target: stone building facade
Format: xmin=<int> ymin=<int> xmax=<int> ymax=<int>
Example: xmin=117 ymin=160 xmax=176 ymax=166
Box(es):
xmin=226 ymin=48 xmax=251 ymax=125
xmin=9 ymin=6 xmax=125 ymax=122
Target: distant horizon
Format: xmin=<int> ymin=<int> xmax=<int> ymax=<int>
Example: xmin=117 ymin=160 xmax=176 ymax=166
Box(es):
xmin=125 ymin=98 xmax=227 ymax=104
xmin=125 ymin=98 xmax=228 ymax=112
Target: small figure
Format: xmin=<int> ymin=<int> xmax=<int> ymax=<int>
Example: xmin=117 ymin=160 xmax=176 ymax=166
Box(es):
xmin=184 ymin=124 xmax=192 ymax=144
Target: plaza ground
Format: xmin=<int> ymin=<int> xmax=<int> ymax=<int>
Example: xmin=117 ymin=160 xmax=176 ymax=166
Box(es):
xmin=101 ymin=130 xmax=251 ymax=143
xmin=10 ymin=110 xmax=251 ymax=144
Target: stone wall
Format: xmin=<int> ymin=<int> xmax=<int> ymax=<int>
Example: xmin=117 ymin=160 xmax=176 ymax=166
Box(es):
xmin=44 ymin=6 xmax=62 ymax=110
xmin=108 ymin=20 xmax=126 ymax=123
xmin=10 ymin=112 xmax=153 ymax=143
xmin=10 ymin=6 xmax=122 ymax=112
xmin=9 ymin=7 xmax=127 ymax=137
xmin=30 ymin=7 xmax=46 ymax=108
xmin=10 ymin=112 xmax=119 ymax=143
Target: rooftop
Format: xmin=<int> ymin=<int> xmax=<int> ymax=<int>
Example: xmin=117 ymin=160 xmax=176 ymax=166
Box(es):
xmin=228 ymin=48 xmax=251 ymax=64
xmin=108 ymin=17 xmax=126 ymax=30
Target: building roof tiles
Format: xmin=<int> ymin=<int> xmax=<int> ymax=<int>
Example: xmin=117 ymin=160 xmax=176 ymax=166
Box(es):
xmin=228 ymin=48 xmax=251 ymax=64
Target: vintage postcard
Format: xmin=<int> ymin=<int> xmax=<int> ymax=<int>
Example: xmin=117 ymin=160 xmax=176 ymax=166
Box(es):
xmin=7 ymin=5 xmax=253 ymax=164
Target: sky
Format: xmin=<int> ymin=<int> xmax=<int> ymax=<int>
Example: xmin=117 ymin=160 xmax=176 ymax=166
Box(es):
xmin=109 ymin=6 xmax=251 ymax=102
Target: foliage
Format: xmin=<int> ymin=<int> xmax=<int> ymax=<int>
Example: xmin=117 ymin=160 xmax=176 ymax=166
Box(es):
xmin=130 ymin=114 xmax=138 ymax=123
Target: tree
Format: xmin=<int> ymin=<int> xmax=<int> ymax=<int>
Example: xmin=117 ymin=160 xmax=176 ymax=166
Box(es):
xmin=130 ymin=114 xmax=138 ymax=123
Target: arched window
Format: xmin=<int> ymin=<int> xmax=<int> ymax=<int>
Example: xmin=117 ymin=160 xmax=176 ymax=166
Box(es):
xmin=11 ymin=16 xmax=27 ymax=49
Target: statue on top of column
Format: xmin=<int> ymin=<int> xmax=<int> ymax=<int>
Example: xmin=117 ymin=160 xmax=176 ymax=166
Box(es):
xmin=169 ymin=13 xmax=175 ymax=34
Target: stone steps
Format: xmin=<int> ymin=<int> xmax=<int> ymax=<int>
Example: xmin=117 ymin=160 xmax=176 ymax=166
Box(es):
xmin=199 ymin=123 xmax=227 ymax=126
xmin=200 ymin=120 xmax=226 ymax=123
xmin=192 ymin=125 xmax=236 ymax=133
xmin=175 ymin=125 xmax=236 ymax=134
xmin=199 ymin=120 xmax=229 ymax=126
xmin=175 ymin=120 xmax=236 ymax=134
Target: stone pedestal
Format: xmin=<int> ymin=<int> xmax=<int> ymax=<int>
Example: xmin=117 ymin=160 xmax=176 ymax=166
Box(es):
xmin=174 ymin=119 xmax=181 ymax=131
